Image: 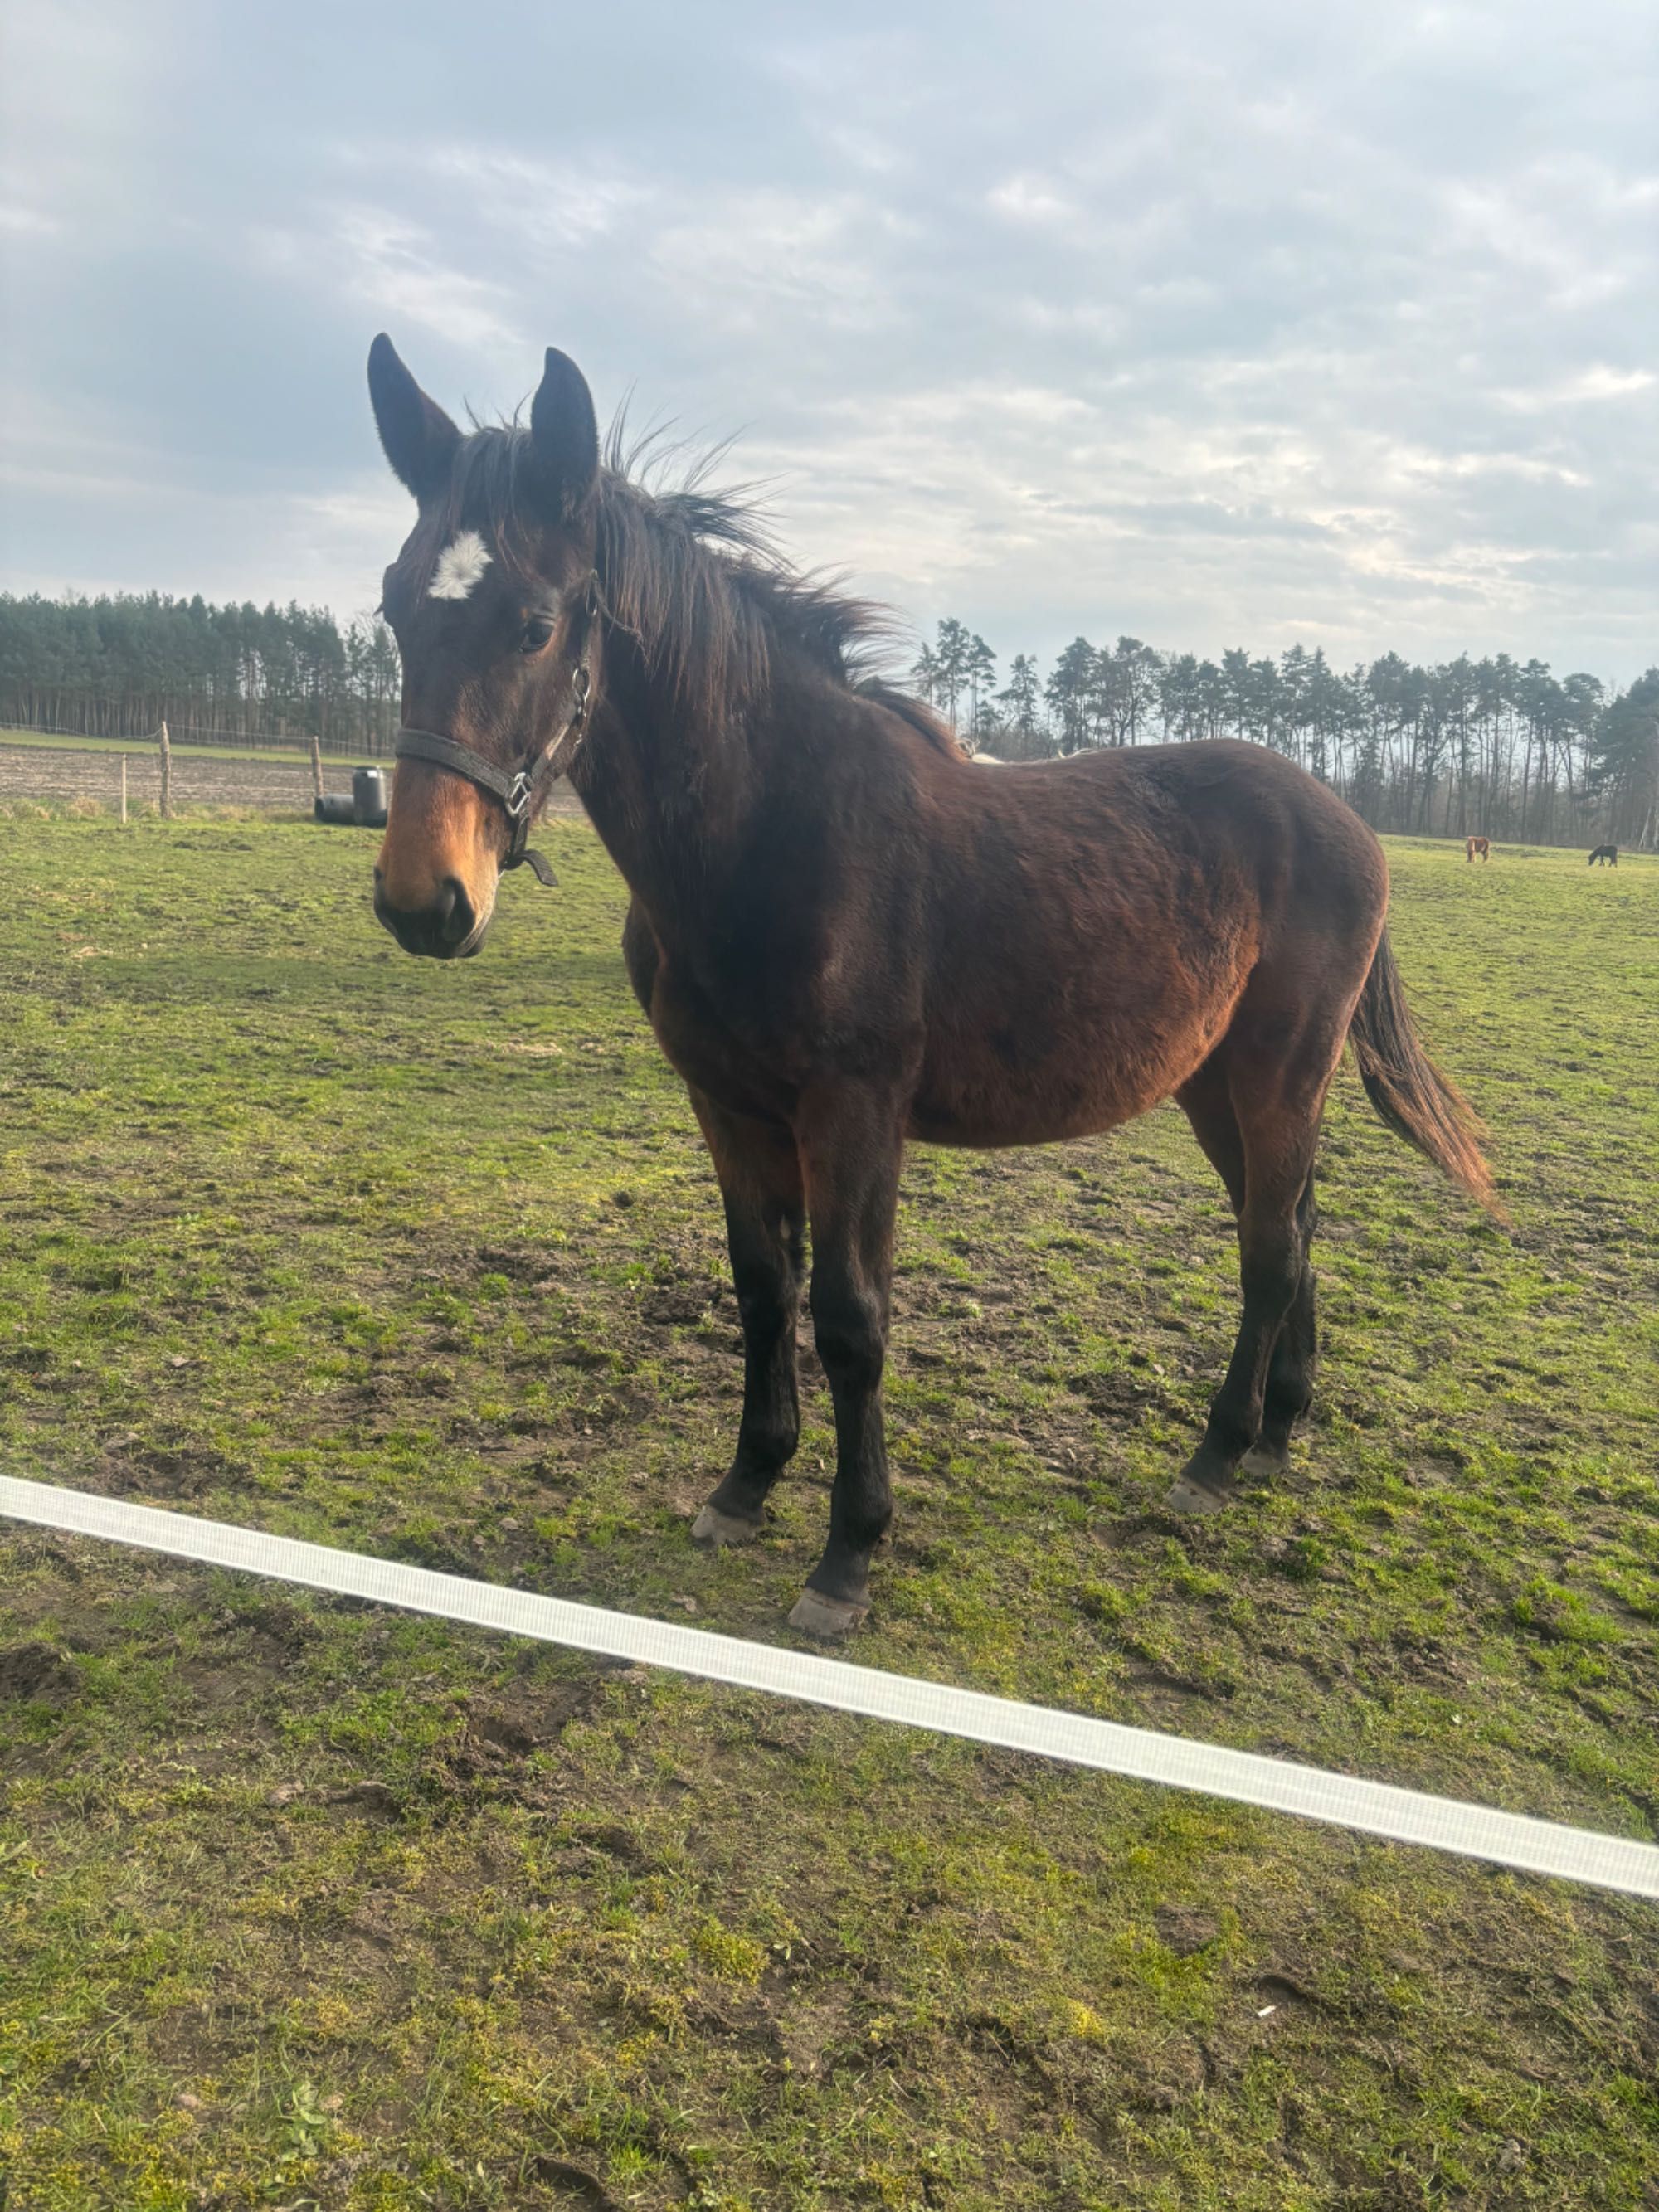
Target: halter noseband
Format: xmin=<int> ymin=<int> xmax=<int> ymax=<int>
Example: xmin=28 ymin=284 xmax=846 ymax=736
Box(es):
xmin=392 ymin=570 xmax=603 ymax=888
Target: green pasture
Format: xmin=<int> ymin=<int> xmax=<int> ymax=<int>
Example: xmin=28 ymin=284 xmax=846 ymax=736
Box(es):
xmin=1 ymin=814 xmax=1655 ymax=2210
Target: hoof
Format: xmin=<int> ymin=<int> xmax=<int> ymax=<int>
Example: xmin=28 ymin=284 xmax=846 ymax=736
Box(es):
xmin=787 ymin=1589 xmax=869 ymax=1641
xmin=1163 ymin=1472 xmax=1233 ymax=1515
xmin=691 ymin=1504 xmax=762 ymax=1548
xmin=1240 ymin=1442 xmax=1291 ymax=1480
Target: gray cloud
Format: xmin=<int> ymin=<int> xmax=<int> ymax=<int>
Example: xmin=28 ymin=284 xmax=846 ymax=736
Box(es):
xmin=1 ymin=0 xmax=1653 ymax=677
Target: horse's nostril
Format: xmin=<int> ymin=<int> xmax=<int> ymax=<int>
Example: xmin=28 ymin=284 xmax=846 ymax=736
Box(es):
xmin=439 ymin=876 xmax=475 ymax=946
xmin=373 ymin=876 xmax=479 ymax=960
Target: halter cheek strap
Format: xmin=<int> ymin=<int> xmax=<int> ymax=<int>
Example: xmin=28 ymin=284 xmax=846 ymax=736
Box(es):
xmin=392 ymin=571 xmax=603 ymax=888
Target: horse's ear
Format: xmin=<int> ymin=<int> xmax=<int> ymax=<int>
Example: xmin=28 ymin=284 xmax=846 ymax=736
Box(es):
xmin=528 ymin=347 xmax=599 ymax=518
xmin=367 ymin=333 xmax=460 ymax=503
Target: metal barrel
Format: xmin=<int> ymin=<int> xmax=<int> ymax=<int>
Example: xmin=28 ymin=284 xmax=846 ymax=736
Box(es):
xmin=352 ymin=766 xmax=389 ymax=827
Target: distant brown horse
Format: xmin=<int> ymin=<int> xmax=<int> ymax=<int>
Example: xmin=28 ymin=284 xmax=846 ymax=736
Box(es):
xmin=367 ymin=338 xmax=1497 ymax=1637
xmin=1466 ymin=836 xmax=1491 ymax=863
xmin=1588 ymin=843 xmax=1618 ymax=867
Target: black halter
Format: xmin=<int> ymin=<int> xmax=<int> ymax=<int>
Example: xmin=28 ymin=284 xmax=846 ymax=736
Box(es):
xmin=392 ymin=571 xmax=603 ymax=888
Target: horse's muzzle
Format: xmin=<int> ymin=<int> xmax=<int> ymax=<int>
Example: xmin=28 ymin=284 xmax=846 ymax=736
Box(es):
xmin=373 ymin=871 xmax=486 ymax=959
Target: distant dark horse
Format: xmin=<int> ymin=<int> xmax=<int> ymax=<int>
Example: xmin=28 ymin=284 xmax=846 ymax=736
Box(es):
xmin=1588 ymin=844 xmax=1618 ymax=867
xmin=1466 ymin=835 xmax=1491 ymax=863
xmin=367 ymin=338 xmax=1497 ymax=1637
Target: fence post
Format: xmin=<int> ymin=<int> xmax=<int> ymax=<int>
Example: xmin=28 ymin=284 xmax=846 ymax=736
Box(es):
xmin=158 ymin=722 xmax=173 ymax=820
xmin=309 ymin=732 xmax=324 ymax=805
xmin=119 ymin=754 xmax=128 ymax=825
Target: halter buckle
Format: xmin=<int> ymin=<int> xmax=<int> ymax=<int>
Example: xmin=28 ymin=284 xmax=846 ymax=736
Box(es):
xmin=504 ymin=770 xmax=533 ymax=822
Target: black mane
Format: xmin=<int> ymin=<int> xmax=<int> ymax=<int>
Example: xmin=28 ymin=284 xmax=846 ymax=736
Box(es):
xmin=425 ymin=420 xmax=962 ymax=752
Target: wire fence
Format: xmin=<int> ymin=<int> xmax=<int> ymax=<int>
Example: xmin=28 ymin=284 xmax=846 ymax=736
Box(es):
xmin=0 ymin=722 xmax=343 ymax=819
xmin=0 ymin=714 xmax=392 ymax=758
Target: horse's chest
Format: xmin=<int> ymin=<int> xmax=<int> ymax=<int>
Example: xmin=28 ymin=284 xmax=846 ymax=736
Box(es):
xmin=647 ymin=965 xmax=798 ymax=1121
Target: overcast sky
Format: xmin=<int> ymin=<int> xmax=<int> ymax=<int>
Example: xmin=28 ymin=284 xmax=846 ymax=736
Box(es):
xmin=2 ymin=0 xmax=1654 ymax=679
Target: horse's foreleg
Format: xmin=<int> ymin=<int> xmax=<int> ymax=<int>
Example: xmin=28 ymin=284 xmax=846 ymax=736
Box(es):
xmin=788 ymin=1084 xmax=904 ymax=1638
xmin=688 ymin=1092 xmax=805 ymax=1547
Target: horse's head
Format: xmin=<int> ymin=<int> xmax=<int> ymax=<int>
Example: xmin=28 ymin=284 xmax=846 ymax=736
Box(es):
xmin=367 ymin=335 xmax=601 ymax=957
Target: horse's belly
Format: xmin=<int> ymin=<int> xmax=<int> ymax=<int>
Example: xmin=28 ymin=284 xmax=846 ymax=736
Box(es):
xmin=909 ymin=967 xmax=1244 ymax=1147
xmin=907 ymin=1044 xmax=1196 ymax=1149
xmin=907 ymin=1097 xmax=1139 ymax=1147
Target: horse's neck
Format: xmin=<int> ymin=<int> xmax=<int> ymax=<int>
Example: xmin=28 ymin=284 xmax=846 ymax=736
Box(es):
xmin=574 ymin=653 xmax=766 ymax=936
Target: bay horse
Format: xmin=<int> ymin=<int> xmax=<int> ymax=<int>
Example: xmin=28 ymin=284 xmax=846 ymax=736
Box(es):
xmin=1466 ymin=835 xmax=1491 ymax=862
xmin=367 ymin=337 xmax=1497 ymax=1638
xmin=1588 ymin=844 xmax=1618 ymax=867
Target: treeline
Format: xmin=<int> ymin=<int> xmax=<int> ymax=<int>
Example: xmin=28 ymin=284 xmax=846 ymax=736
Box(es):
xmin=0 ymin=591 xmax=402 ymax=755
xmin=917 ymin=618 xmax=1659 ymax=848
xmin=2 ymin=591 xmax=1655 ymax=845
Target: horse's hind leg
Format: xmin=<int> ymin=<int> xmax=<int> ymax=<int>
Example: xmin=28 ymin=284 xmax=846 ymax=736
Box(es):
xmin=1248 ymin=1164 xmax=1318 ymax=1475
xmin=688 ymin=1091 xmax=806 ymax=1547
xmin=1167 ymin=1018 xmax=1342 ymax=1513
xmin=1175 ymin=1061 xmax=1320 ymax=1490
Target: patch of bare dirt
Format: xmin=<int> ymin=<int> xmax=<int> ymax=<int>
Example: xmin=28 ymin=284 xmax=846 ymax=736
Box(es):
xmin=0 ymin=1638 xmax=77 ymax=1702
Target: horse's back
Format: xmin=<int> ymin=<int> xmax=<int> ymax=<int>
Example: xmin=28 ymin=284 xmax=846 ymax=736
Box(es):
xmin=924 ymin=739 xmax=1384 ymax=930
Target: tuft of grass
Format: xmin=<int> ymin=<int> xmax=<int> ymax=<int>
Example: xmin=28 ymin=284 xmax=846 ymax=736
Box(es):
xmin=0 ymin=817 xmax=1655 ymax=2208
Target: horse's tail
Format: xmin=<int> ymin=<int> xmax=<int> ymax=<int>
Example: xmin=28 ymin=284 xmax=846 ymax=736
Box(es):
xmin=1349 ymin=930 xmax=1504 ymax=1219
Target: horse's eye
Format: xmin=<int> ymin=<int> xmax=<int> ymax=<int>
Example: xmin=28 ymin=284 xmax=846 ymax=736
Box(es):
xmin=519 ymin=617 xmax=556 ymax=657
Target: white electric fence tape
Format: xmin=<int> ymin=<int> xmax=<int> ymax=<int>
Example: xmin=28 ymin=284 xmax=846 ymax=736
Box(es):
xmin=2 ymin=1476 xmax=1656 ymax=1900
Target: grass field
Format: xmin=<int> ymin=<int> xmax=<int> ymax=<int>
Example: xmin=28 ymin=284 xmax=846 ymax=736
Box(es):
xmin=1 ymin=814 xmax=1656 ymax=2211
